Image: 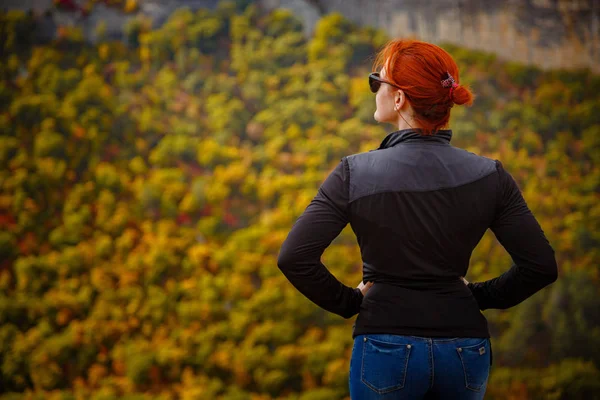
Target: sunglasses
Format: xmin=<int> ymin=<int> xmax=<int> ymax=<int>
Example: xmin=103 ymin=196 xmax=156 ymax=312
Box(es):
xmin=369 ymin=72 xmax=403 ymax=93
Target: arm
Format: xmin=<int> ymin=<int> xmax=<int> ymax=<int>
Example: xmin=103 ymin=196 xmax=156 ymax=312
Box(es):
xmin=468 ymin=161 xmax=558 ymax=310
xmin=277 ymin=158 xmax=364 ymax=318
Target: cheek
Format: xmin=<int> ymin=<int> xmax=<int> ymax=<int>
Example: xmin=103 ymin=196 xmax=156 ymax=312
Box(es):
xmin=375 ymin=91 xmax=392 ymax=119
xmin=375 ymin=91 xmax=386 ymax=111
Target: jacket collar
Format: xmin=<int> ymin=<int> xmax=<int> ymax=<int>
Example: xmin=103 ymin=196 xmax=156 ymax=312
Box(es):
xmin=377 ymin=129 xmax=453 ymax=149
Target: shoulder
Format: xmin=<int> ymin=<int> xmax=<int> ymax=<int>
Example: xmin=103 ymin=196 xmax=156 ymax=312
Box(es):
xmin=452 ymin=147 xmax=499 ymax=175
xmin=344 ymin=146 xmax=400 ymax=171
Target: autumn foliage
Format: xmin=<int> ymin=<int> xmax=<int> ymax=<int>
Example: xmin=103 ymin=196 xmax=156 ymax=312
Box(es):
xmin=0 ymin=2 xmax=599 ymax=399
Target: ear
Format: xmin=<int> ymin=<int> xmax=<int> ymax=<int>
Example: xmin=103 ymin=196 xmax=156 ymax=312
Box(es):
xmin=394 ymin=90 xmax=406 ymax=111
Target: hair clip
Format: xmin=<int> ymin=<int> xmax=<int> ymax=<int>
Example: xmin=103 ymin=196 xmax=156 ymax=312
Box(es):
xmin=441 ymin=72 xmax=459 ymax=100
xmin=441 ymin=72 xmax=457 ymax=88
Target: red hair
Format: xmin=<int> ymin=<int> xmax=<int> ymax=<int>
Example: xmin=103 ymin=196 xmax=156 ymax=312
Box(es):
xmin=373 ymin=39 xmax=474 ymax=135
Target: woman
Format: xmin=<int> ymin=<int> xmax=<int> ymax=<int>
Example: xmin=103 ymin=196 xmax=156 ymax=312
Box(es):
xmin=277 ymin=39 xmax=558 ymax=399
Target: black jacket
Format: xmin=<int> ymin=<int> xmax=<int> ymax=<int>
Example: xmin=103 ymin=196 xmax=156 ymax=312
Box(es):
xmin=277 ymin=128 xmax=558 ymax=338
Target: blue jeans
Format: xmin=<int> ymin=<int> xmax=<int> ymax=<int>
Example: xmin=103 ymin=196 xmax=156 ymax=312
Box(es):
xmin=350 ymin=334 xmax=491 ymax=399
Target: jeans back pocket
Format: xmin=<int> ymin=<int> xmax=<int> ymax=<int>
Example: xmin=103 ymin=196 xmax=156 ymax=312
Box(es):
xmin=361 ymin=337 xmax=412 ymax=394
xmin=456 ymin=338 xmax=490 ymax=392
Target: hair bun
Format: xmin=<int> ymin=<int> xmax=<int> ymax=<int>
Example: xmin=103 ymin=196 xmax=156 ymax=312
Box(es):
xmin=450 ymin=84 xmax=474 ymax=106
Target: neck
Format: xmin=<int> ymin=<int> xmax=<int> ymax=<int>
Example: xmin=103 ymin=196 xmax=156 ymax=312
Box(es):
xmin=396 ymin=110 xmax=423 ymax=131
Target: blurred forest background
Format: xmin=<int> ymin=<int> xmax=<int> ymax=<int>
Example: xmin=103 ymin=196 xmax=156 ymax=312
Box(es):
xmin=1 ymin=0 xmax=600 ymax=399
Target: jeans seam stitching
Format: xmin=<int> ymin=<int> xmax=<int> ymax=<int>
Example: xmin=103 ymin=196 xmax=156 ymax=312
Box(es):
xmin=429 ymin=339 xmax=434 ymax=390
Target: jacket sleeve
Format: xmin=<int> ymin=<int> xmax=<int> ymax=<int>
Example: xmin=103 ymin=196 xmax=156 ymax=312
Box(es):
xmin=468 ymin=160 xmax=558 ymax=310
xmin=277 ymin=157 xmax=364 ymax=318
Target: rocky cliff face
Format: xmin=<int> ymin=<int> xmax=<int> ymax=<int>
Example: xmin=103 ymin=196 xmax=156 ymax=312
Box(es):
xmin=261 ymin=0 xmax=600 ymax=73
xmin=5 ymin=0 xmax=599 ymax=72
xmin=2 ymin=0 xmax=220 ymax=43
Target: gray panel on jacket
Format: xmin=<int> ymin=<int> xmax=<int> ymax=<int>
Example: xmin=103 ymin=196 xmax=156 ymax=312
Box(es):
xmin=346 ymin=144 xmax=497 ymax=203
